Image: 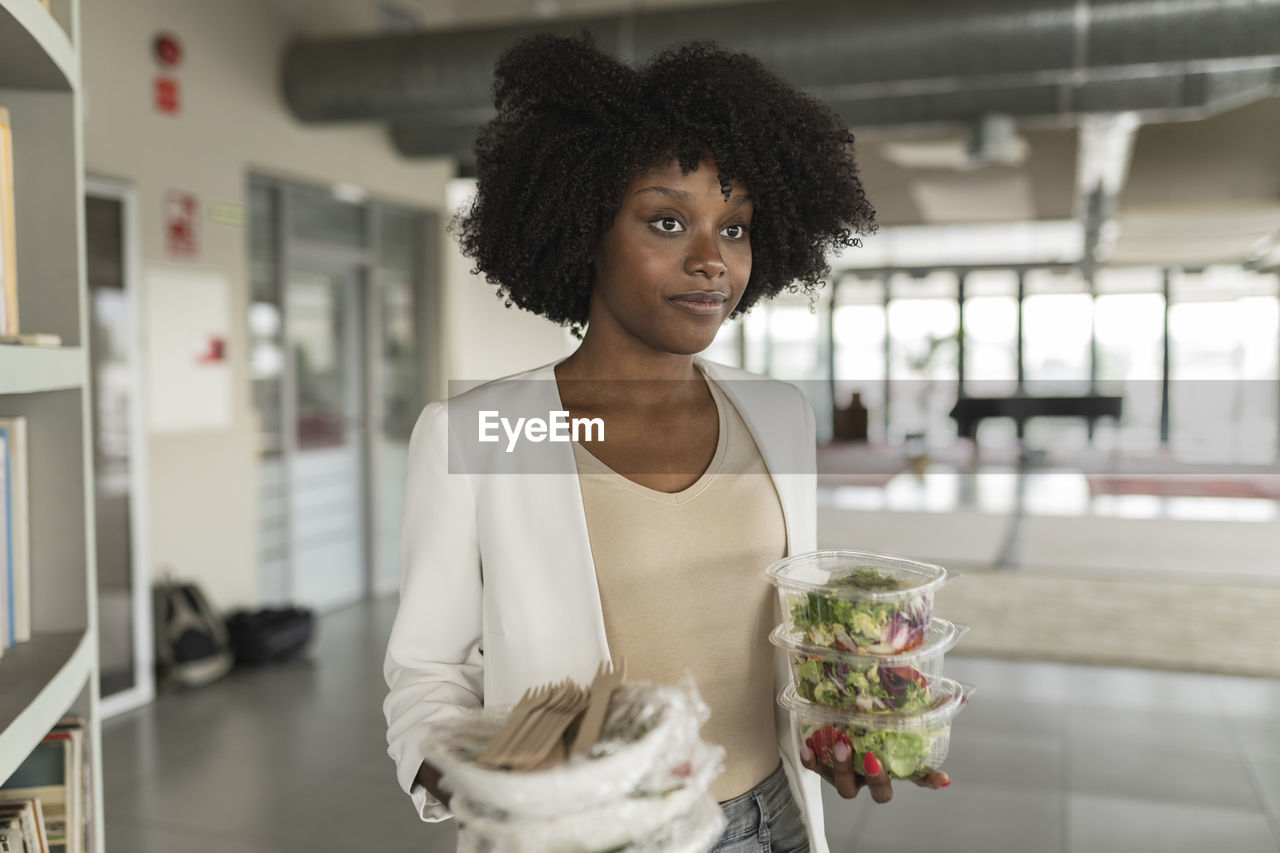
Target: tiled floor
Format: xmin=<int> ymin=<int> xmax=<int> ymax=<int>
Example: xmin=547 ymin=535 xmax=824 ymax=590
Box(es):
xmin=101 ymin=596 xmax=1280 ymax=852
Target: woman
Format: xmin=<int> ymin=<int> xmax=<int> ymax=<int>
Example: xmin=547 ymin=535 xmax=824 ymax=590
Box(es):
xmin=384 ymin=33 xmax=949 ymax=852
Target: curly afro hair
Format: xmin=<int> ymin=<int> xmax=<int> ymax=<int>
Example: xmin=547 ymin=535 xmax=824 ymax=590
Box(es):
xmin=456 ymin=32 xmax=876 ymax=336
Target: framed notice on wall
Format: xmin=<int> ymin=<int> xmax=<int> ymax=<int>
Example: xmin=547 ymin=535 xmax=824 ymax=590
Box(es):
xmin=146 ymin=268 xmax=231 ymax=433
xmin=164 ymin=190 xmax=198 ymax=259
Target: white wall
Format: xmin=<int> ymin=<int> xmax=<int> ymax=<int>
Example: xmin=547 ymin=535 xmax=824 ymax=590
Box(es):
xmin=439 ymin=179 xmax=575 ymax=394
xmin=81 ymin=0 xmax=570 ymax=609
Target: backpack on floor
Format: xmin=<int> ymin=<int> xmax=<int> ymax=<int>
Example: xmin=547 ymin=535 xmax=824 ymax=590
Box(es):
xmin=226 ymin=606 xmax=314 ymax=666
xmin=153 ymin=576 xmax=234 ymax=689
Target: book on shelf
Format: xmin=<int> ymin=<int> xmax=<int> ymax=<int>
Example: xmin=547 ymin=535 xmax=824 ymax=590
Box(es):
xmin=0 ymin=418 xmax=6 ymax=655
xmin=0 ymin=799 xmax=50 ymax=853
xmin=0 ymin=806 xmax=33 ymax=853
xmin=0 ymin=417 xmax=29 ymax=648
xmin=51 ymin=719 xmax=88 ymax=853
xmin=0 ymin=719 xmax=86 ymax=853
xmin=0 ymin=107 xmax=16 ymax=337
xmin=0 ymin=422 xmax=9 ymax=652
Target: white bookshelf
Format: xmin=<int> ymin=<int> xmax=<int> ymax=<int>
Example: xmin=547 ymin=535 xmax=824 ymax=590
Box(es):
xmin=0 ymin=0 xmax=77 ymax=90
xmin=0 ymin=345 xmax=85 ymax=393
xmin=0 ymin=632 xmax=91 ymax=781
xmin=0 ymin=0 xmax=104 ymax=850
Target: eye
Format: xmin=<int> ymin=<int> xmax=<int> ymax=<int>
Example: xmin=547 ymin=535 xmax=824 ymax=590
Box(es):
xmin=722 ymin=223 xmax=749 ymax=240
xmin=650 ymin=216 xmax=684 ymax=234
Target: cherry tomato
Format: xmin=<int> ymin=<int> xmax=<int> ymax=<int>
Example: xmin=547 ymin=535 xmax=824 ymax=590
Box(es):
xmin=805 ymin=725 xmax=851 ymax=765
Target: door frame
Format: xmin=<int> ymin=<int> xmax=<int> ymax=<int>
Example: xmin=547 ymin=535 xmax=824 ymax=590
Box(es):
xmin=85 ymin=175 xmax=156 ymax=719
xmin=251 ymin=173 xmax=438 ymax=609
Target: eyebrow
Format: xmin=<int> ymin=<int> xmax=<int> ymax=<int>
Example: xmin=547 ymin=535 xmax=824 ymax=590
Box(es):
xmin=634 ymin=186 xmax=752 ymax=206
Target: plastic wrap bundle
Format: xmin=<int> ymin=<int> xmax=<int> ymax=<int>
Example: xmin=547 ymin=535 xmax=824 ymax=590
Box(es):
xmin=421 ymin=677 xmax=727 ymax=852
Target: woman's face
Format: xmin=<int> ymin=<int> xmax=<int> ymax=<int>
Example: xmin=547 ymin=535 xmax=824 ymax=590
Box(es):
xmin=587 ymin=157 xmax=753 ymax=356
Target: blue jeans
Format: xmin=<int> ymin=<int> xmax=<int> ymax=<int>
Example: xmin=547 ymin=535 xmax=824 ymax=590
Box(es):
xmin=710 ymin=763 xmax=810 ymax=852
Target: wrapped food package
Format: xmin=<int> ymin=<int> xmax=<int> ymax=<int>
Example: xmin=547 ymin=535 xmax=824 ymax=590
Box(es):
xmin=421 ymin=677 xmax=727 ymax=852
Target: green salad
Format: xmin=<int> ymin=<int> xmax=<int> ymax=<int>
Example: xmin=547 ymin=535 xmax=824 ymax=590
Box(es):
xmin=802 ymin=722 xmax=937 ymax=780
xmin=793 ymin=654 xmax=931 ymax=713
xmin=789 ymin=569 xmax=932 ymax=654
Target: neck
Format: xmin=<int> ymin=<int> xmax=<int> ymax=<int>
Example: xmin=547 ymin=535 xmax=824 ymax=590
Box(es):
xmin=554 ymin=329 xmax=712 ymax=412
xmin=556 ymin=329 xmax=702 ymax=383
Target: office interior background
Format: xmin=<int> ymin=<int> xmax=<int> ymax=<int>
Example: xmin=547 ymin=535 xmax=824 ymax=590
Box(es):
xmin=1 ymin=0 xmax=1278 ymax=851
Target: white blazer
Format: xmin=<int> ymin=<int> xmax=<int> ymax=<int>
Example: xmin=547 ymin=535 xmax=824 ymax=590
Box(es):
xmin=383 ymin=356 xmax=829 ymax=853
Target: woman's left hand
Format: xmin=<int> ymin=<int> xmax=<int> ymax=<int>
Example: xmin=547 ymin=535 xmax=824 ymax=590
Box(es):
xmin=799 ymin=740 xmax=951 ymax=803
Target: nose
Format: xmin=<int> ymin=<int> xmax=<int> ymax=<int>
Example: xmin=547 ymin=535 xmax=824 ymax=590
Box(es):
xmin=683 ymin=230 xmax=727 ymax=278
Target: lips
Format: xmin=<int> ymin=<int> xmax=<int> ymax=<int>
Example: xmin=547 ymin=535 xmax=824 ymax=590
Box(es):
xmin=668 ymin=290 xmax=729 ymax=317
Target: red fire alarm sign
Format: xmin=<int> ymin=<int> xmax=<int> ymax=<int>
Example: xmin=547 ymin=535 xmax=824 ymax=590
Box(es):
xmin=165 ymin=190 xmax=199 ymax=258
xmin=155 ymin=76 xmax=180 ymax=114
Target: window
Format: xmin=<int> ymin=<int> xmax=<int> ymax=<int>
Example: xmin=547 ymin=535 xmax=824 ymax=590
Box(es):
xmin=963 ymin=270 xmax=1019 ymax=394
xmin=833 ymin=277 xmax=887 ymax=442
xmin=887 ymin=272 xmax=959 ymax=448
xmin=1169 ymin=268 xmax=1279 ymax=463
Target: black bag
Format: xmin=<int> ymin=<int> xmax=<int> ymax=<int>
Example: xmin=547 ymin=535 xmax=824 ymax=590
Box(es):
xmin=226 ymin=607 xmax=314 ymax=666
xmin=153 ymin=577 xmax=234 ymax=689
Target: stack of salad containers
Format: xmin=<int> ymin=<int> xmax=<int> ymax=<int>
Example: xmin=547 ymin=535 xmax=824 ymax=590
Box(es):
xmin=764 ymin=550 xmax=974 ymax=780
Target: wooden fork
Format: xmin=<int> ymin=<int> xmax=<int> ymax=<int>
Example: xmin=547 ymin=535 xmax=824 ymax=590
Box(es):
xmin=569 ymin=658 xmax=628 ymax=758
xmin=476 ymin=683 xmax=553 ymax=766
xmin=508 ymin=681 xmax=589 ymax=769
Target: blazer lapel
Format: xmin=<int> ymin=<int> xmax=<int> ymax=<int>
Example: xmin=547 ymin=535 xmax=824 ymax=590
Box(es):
xmin=527 ymin=361 xmax=612 ymax=668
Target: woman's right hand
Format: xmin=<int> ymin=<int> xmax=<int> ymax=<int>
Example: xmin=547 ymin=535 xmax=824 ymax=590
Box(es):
xmin=799 ymin=740 xmax=950 ymax=804
xmin=416 ymin=760 xmax=452 ymax=809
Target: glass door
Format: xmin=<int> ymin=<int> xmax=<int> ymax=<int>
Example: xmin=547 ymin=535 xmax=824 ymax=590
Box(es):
xmin=285 ymin=264 xmax=368 ymax=611
xmin=85 ymin=177 xmax=154 ymax=717
xmin=249 ymin=176 xmax=433 ymax=611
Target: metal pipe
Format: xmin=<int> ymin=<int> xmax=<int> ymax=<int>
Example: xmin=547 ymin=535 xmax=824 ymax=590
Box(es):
xmin=282 ymin=0 xmax=1280 ymax=158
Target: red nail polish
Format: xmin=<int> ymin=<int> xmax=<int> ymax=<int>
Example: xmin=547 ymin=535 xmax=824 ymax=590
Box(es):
xmin=939 ymin=778 xmax=951 ymax=787
xmin=863 ymin=751 xmax=881 ymax=776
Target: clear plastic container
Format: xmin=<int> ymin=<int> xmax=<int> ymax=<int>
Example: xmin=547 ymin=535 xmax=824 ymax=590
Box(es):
xmin=764 ymin=550 xmax=951 ymax=654
xmin=771 ymin=618 xmax=969 ymax=712
xmin=779 ymin=678 xmax=975 ymax=780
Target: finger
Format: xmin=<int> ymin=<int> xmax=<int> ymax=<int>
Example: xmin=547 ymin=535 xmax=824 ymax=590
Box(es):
xmin=799 ymin=742 xmax=835 ymax=787
xmin=861 ymin=751 xmax=893 ymax=804
xmin=912 ymin=768 xmax=952 ymax=790
xmin=829 ymin=741 xmax=863 ymax=799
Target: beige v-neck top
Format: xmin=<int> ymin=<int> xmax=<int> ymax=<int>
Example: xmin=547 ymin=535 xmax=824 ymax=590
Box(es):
xmin=571 ymin=377 xmax=787 ymax=802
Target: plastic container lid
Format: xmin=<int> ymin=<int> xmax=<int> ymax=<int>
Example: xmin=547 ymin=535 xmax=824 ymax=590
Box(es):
xmin=778 ymin=677 xmax=976 ymax=730
xmin=764 ymin=550 xmax=951 ymax=602
xmin=769 ymin=617 xmax=969 ymax=664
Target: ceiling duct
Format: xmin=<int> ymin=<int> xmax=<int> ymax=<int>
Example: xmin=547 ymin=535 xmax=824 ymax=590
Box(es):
xmin=280 ymin=0 xmax=1280 ymax=160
